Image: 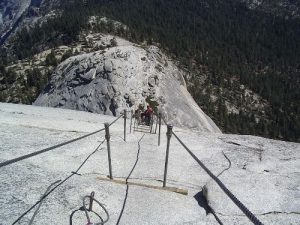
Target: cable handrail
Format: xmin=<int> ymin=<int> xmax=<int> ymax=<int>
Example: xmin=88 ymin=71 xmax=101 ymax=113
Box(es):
xmin=12 ymin=139 xmax=106 ymax=225
xmin=0 ymin=115 xmax=124 ymax=169
xmin=171 ymin=130 xmax=264 ymax=225
xmin=109 ymin=114 xmax=123 ymax=126
xmin=2 ymin=108 xmax=264 ymax=225
xmin=1 ymin=113 xmax=125 ymax=224
xmin=161 ymin=114 xmax=263 ymax=224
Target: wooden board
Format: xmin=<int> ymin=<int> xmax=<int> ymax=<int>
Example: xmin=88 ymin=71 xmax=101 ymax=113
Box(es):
xmin=97 ymin=176 xmax=188 ymax=195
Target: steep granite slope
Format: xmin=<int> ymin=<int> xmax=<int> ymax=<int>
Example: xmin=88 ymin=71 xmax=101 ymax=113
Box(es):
xmin=0 ymin=103 xmax=299 ymax=224
xmin=34 ymin=36 xmax=220 ymax=133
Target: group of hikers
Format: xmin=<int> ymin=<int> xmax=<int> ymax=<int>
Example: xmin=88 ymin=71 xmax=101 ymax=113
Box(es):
xmin=135 ymin=105 xmax=153 ymax=126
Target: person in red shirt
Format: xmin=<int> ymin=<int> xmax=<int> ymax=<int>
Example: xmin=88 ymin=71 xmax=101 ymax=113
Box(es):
xmin=141 ymin=105 xmax=153 ymax=126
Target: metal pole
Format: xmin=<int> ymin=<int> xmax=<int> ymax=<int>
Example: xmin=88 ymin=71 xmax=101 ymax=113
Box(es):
xmin=163 ymin=125 xmax=173 ymax=188
xmin=154 ymin=114 xmax=158 ymax=134
xmin=124 ymin=110 xmax=127 ymax=142
xmin=89 ymin=191 xmax=95 ymax=211
xmin=158 ymin=113 xmax=162 ymax=146
xmin=130 ymin=110 xmax=133 ymax=133
xmin=150 ymin=115 xmax=154 ymax=134
xmin=133 ymin=110 xmax=136 ymax=133
xmin=105 ymin=123 xmax=113 ymax=179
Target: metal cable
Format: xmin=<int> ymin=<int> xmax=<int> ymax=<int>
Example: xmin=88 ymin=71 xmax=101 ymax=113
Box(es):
xmin=70 ymin=207 xmax=104 ymax=225
xmin=171 ymin=131 xmax=264 ymax=225
xmin=217 ymin=151 xmax=232 ymax=177
xmin=154 ymin=112 xmax=262 ymax=223
xmin=115 ymin=134 xmax=145 ymax=225
xmin=109 ymin=114 xmax=123 ymax=126
xmin=28 ymin=180 xmax=61 ymax=225
xmin=161 ymin=117 xmax=168 ymax=126
xmin=12 ymin=139 xmax=105 ymax=225
xmin=69 ymin=207 xmax=87 ymax=225
xmin=1 ymin=115 xmax=121 ymax=169
xmin=0 ymin=128 xmax=105 ymax=169
xmin=83 ymin=195 xmax=109 ymax=225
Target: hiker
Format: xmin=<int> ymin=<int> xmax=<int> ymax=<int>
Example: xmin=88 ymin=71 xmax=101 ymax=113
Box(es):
xmin=141 ymin=105 xmax=153 ymax=126
xmin=135 ymin=108 xmax=142 ymax=124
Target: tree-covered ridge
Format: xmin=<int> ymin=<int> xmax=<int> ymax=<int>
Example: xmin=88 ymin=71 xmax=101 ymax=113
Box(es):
xmin=2 ymin=0 xmax=300 ymax=142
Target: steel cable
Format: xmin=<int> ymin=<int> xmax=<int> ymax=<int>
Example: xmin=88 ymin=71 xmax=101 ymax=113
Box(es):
xmin=162 ymin=114 xmax=263 ymax=224
xmin=28 ymin=179 xmax=62 ymax=225
xmin=115 ymin=134 xmax=145 ymax=225
xmin=0 ymin=128 xmax=105 ymax=169
xmin=171 ymin=131 xmax=264 ymax=225
xmin=11 ymin=139 xmax=105 ymax=225
xmin=83 ymin=195 xmax=109 ymax=225
xmin=70 ymin=207 xmax=103 ymax=225
xmin=161 ymin=117 xmax=167 ymax=126
xmin=0 ymin=115 xmax=122 ymax=169
xmin=69 ymin=194 xmax=110 ymax=225
xmin=109 ymin=114 xmax=123 ymax=126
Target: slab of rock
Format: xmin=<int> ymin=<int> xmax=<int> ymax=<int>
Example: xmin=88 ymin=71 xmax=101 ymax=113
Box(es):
xmin=103 ymin=60 xmax=113 ymax=73
xmin=79 ymin=68 xmax=96 ymax=81
xmin=34 ymin=35 xmax=221 ymax=133
xmin=203 ymin=135 xmax=300 ymax=225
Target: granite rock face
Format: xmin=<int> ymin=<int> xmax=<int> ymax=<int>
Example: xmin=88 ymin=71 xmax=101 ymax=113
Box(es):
xmin=34 ymin=36 xmax=221 ymax=133
xmin=203 ymin=135 xmax=300 ymax=224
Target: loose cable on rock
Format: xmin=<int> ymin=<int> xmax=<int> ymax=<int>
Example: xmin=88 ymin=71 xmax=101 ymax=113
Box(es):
xmin=28 ymin=179 xmax=62 ymax=225
xmin=12 ymin=140 xmax=106 ymax=225
xmin=70 ymin=192 xmax=109 ymax=225
xmin=115 ymin=134 xmax=145 ymax=225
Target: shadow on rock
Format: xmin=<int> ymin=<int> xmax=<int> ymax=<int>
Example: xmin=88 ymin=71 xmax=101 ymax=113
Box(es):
xmin=194 ymin=190 xmax=224 ymax=225
xmin=194 ymin=190 xmax=211 ymax=215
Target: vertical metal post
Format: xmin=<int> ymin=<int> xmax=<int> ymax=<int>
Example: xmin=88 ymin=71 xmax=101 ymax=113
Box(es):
xmin=133 ymin=111 xmax=136 ymax=133
xmin=105 ymin=123 xmax=113 ymax=179
xmin=163 ymin=125 xmax=173 ymax=188
xmin=158 ymin=113 xmax=162 ymax=146
xmin=124 ymin=110 xmax=127 ymax=142
xmin=150 ymin=115 xmax=154 ymax=134
xmin=154 ymin=114 xmax=158 ymax=134
xmin=89 ymin=191 xmax=95 ymax=211
xmin=130 ymin=110 xmax=133 ymax=133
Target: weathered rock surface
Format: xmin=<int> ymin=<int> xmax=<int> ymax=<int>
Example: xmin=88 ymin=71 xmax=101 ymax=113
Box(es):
xmin=203 ymin=135 xmax=300 ymax=224
xmin=34 ymin=36 xmax=221 ymax=133
xmin=0 ymin=103 xmax=299 ymax=225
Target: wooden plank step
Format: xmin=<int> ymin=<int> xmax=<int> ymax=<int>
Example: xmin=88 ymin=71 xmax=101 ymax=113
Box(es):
xmin=97 ymin=176 xmax=188 ymax=195
xmin=136 ymin=126 xmax=151 ymax=129
xmin=133 ymin=130 xmax=152 ymax=134
xmin=135 ymin=126 xmax=151 ymax=130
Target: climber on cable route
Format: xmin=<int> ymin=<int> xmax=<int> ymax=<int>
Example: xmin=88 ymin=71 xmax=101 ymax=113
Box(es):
xmin=141 ymin=105 xmax=153 ymax=126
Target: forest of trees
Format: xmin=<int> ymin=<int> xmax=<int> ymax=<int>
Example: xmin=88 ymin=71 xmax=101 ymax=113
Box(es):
xmin=1 ymin=0 xmax=299 ymax=142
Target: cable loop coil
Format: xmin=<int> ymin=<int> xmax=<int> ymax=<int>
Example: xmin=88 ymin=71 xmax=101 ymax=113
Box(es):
xmin=83 ymin=194 xmax=109 ymax=225
xmin=70 ymin=192 xmax=109 ymax=225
